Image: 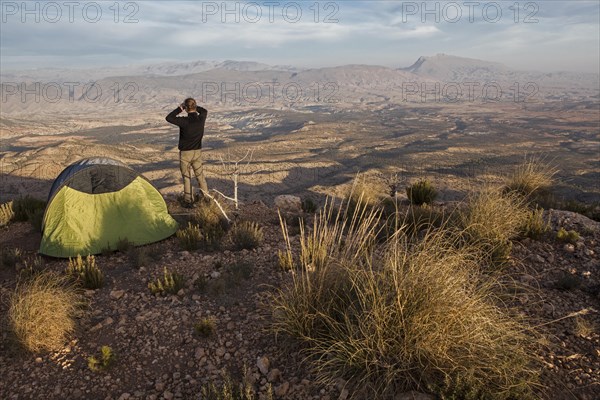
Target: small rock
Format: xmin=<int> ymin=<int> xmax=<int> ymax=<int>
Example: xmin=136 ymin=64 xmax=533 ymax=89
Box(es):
xmin=257 ymin=356 xmax=270 ymax=375
xmin=110 ymin=290 xmax=125 ymax=300
xmin=163 ymin=391 xmax=174 ymax=400
xmin=584 ymin=248 xmax=595 ymax=256
xmin=210 ymin=271 xmax=221 ymax=279
xmin=155 ymin=382 xmax=165 ymax=391
xmin=267 ymin=368 xmax=281 ymax=383
xmin=275 ymin=381 xmax=290 ymax=397
xmin=195 ymin=348 xmax=205 ymax=360
xmin=35 ymin=357 xmax=43 ymax=364
xmin=275 ymin=195 xmax=303 ymax=214
xmin=564 ymin=244 xmax=575 ymax=253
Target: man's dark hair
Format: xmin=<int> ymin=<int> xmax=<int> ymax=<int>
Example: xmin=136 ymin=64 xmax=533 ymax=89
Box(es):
xmin=184 ymin=98 xmax=197 ymax=113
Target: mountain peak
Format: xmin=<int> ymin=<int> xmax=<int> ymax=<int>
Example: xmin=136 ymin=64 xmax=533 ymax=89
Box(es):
xmin=400 ymin=54 xmax=509 ymax=81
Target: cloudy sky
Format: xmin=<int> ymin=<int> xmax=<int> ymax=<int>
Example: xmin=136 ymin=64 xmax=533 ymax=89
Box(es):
xmin=1 ymin=0 xmax=599 ymax=72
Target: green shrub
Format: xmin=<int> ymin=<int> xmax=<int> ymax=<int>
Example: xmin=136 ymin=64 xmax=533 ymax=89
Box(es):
xmin=520 ymin=207 xmax=550 ymax=240
xmin=177 ymin=222 xmax=203 ymax=251
xmin=0 ymin=201 xmax=15 ymax=227
xmin=556 ymin=227 xmax=579 ymax=244
xmin=148 ymin=267 xmax=185 ymax=295
xmin=230 ymin=221 xmax=263 ymax=250
xmin=406 ymin=180 xmax=438 ymax=206
xmin=8 ymin=272 xmax=80 ymax=352
xmin=194 ymin=318 xmax=216 ymax=338
xmin=66 ymin=255 xmax=104 ymax=289
xmin=272 ymin=197 xmax=536 ymax=399
xmin=302 ymin=198 xmax=317 ymax=213
xmin=88 ymin=345 xmax=116 ymax=372
xmin=504 ymin=157 xmax=556 ymax=200
xmin=12 ymin=196 xmax=46 ymax=222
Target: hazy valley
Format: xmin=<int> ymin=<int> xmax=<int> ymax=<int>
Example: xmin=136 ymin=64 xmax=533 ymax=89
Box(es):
xmin=1 ymin=54 xmax=599 ymax=206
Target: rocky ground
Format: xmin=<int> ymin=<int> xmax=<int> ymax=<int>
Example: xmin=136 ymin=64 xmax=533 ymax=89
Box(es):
xmin=0 ymin=199 xmax=598 ymax=400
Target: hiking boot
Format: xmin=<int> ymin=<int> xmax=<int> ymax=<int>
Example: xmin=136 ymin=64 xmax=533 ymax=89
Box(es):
xmin=181 ymin=201 xmax=195 ymax=209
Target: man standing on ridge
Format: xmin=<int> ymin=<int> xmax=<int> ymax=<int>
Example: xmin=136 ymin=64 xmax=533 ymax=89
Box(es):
xmin=166 ymin=97 xmax=209 ymax=207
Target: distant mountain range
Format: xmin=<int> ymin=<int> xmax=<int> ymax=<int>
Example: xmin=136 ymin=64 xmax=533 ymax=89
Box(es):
xmin=1 ymin=54 xmax=597 ymax=115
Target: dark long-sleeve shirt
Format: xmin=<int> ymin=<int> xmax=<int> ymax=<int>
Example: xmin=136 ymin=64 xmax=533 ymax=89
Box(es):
xmin=165 ymin=106 xmax=208 ymax=151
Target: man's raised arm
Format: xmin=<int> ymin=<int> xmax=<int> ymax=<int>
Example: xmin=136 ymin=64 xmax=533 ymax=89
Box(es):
xmin=196 ymin=106 xmax=207 ymax=118
xmin=166 ymin=106 xmax=184 ymax=126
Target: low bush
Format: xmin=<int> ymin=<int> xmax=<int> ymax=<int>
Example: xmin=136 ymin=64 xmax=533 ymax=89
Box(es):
xmin=148 ymin=267 xmax=185 ymax=295
xmin=194 ymin=318 xmax=216 ymax=338
xmin=520 ymin=207 xmax=551 ymax=240
xmin=8 ymin=272 xmax=80 ymax=352
xmin=0 ymin=201 xmax=15 ymax=227
xmin=176 ymin=222 xmax=203 ymax=251
xmin=406 ymin=179 xmax=438 ymax=206
xmin=1 ymin=247 xmax=23 ymax=269
xmin=200 ymin=371 xmax=272 ymax=400
xmin=302 ymin=198 xmax=317 ymax=213
xmin=66 ymin=255 xmax=104 ymax=289
xmin=556 ymin=227 xmax=579 ymax=244
xmin=458 ymin=187 xmax=529 ymax=269
xmin=504 ymin=157 xmax=557 ymax=200
xmin=230 ymin=221 xmax=263 ymax=250
xmin=26 ymin=208 xmax=45 ymax=232
xmin=194 ymin=198 xmax=230 ymax=250
xmin=272 ymin=197 xmax=537 ymax=399
xmin=88 ymin=345 xmax=116 ymax=372
xmin=12 ymin=195 xmax=46 ymax=223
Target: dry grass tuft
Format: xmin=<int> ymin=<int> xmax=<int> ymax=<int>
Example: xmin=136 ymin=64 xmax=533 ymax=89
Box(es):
xmin=458 ymin=186 xmax=530 ymax=268
xmin=0 ymin=201 xmax=15 ymax=227
xmin=230 ymin=221 xmax=263 ymax=250
xmin=272 ymin=197 xmax=537 ymax=399
xmin=504 ymin=157 xmax=557 ymax=199
xmin=8 ymin=272 xmax=81 ymax=352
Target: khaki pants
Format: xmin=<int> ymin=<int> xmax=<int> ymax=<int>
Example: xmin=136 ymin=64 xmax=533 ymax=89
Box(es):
xmin=180 ymin=149 xmax=208 ymax=203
